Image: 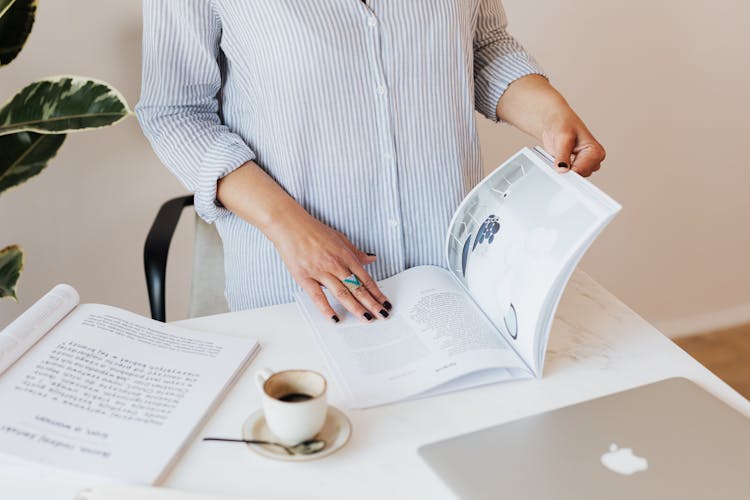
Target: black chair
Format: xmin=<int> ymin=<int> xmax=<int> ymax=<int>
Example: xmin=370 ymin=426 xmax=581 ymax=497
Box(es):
xmin=143 ymin=195 xmax=194 ymax=321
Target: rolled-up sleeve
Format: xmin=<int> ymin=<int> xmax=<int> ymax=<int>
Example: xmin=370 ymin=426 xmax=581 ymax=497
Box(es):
xmin=473 ymin=0 xmax=546 ymax=122
xmin=135 ymin=0 xmax=255 ymax=223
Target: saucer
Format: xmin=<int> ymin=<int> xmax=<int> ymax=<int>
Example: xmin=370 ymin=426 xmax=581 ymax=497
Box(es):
xmin=241 ymin=406 xmax=351 ymax=462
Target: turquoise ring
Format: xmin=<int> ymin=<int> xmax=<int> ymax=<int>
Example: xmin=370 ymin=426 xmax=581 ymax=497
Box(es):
xmin=342 ymin=274 xmax=363 ymax=291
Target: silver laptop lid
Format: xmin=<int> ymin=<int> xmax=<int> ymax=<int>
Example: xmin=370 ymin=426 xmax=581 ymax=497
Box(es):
xmin=419 ymin=378 xmax=750 ymax=500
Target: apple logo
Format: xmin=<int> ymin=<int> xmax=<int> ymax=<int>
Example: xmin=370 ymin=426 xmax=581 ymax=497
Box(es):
xmin=600 ymin=443 xmax=649 ymax=476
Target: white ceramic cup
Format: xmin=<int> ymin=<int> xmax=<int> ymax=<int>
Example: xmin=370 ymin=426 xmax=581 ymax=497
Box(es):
xmin=255 ymin=368 xmax=328 ymax=445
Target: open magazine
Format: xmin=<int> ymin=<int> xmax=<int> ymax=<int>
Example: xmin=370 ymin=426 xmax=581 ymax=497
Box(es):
xmin=297 ymin=147 xmax=621 ymax=408
xmin=0 ymin=285 xmax=259 ymax=484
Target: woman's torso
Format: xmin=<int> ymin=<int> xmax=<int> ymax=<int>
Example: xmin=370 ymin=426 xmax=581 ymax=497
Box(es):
xmin=213 ymin=1 xmax=485 ymax=309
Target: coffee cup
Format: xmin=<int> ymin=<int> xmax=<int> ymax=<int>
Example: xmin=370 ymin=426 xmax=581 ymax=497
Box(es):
xmin=255 ymin=368 xmax=328 ymax=445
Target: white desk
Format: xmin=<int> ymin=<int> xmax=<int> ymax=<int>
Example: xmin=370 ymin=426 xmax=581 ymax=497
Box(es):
xmin=163 ymin=271 xmax=750 ymax=500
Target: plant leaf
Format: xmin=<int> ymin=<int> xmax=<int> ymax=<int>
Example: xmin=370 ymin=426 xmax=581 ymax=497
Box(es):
xmin=0 ymin=131 xmax=65 ymax=195
xmin=0 ymin=76 xmax=131 ymax=135
xmin=0 ymin=244 xmax=23 ymax=301
xmin=0 ymin=0 xmax=35 ymax=66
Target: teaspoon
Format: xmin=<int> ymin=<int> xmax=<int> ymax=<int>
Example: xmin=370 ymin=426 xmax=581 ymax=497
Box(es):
xmin=203 ymin=437 xmax=326 ymax=456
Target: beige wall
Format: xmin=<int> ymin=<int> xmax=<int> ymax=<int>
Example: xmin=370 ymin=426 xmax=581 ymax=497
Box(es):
xmin=0 ymin=2 xmax=194 ymax=325
xmin=1 ymin=1 xmax=749 ymax=337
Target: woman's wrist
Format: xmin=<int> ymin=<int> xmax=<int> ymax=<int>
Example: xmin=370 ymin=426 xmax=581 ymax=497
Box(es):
xmin=497 ymin=74 xmax=573 ymax=140
xmin=217 ymin=160 xmax=313 ymax=243
xmin=261 ymin=199 xmax=314 ymax=246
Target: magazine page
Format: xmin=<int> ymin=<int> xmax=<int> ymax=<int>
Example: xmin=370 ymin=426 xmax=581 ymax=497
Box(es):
xmin=297 ymin=266 xmax=530 ymax=408
xmin=0 ymin=301 xmax=258 ymax=484
xmin=0 ymin=284 xmax=80 ymax=375
xmin=531 ymin=212 xmax=617 ymax=374
xmin=445 ymin=147 xmax=620 ymax=371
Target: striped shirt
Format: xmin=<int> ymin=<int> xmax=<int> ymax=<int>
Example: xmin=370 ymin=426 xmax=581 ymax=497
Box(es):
xmin=136 ymin=0 xmax=543 ymax=311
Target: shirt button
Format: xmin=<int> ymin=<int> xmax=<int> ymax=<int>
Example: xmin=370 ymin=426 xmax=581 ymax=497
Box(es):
xmin=388 ymin=219 xmax=399 ymax=228
xmin=376 ymin=85 xmax=386 ymax=95
xmin=367 ymin=17 xmax=377 ymax=27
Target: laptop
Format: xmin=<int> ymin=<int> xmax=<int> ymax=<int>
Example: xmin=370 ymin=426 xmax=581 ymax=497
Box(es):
xmin=418 ymin=378 xmax=750 ymax=500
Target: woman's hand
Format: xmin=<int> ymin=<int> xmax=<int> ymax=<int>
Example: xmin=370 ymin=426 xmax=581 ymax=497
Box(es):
xmin=540 ymin=108 xmax=605 ymax=177
xmin=496 ymin=74 xmax=605 ymax=177
xmin=217 ymin=161 xmax=391 ymax=323
xmin=266 ymin=207 xmax=391 ymax=323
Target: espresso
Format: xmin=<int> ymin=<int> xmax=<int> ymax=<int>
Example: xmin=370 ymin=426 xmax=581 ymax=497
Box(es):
xmin=278 ymin=392 xmax=313 ymax=403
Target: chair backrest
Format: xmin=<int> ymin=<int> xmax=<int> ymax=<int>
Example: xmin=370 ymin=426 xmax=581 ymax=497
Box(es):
xmin=188 ymin=214 xmax=229 ymax=318
xmin=144 ymin=195 xmax=230 ymax=321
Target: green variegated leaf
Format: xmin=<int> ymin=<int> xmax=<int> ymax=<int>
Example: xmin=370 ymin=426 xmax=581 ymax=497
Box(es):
xmin=0 ymin=244 xmax=23 ymax=300
xmin=0 ymin=76 xmax=131 ymax=135
xmin=0 ymin=131 xmax=65 ymax=195
xmin=0 ymin=0 xmax=35 ymax=66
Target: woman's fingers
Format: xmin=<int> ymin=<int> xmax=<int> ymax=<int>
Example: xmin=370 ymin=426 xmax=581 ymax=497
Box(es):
xmin=300 ymin=269 xmax=383 ymax=324
xmin=299 ymin=278 xmax=339 ymax=323
xmin=329 ymin=260 xmax=389 ymax=320
xmin=548 ymin=131 xmax=605 ymax=177
xmin=571 ymin=142 xmax=606 ymax=177
xmin=344 ymin=257 xmax=391 ymax=314
xmin=552 ymin=133 xmax=576 ymax=172
xmin=320 ymin=273 xmax=378 ymax=323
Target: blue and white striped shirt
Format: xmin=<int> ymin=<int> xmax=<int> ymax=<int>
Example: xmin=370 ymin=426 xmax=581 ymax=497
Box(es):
xmin=136 ymin=0 xmax=543 ymax=311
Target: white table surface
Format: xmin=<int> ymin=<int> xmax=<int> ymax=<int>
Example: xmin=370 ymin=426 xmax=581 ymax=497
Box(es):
xmin=155 ymin=270 xmax=750 ymax=500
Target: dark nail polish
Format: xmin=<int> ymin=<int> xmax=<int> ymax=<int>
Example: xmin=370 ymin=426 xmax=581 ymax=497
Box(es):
xmin=558 ymin=162 xmax=569 ymax=169
xmin=379 ymin=309 xmax=389 ymax=318
xmin=383 ymin=300 xmax=392 ymax=310
xmin=331 ymin=315 xmax=340 ymax=323
xmin=366 ymin=252 xmax=376 ymax=257
xmin=364 ymin=312 xmax=374 ymax=321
